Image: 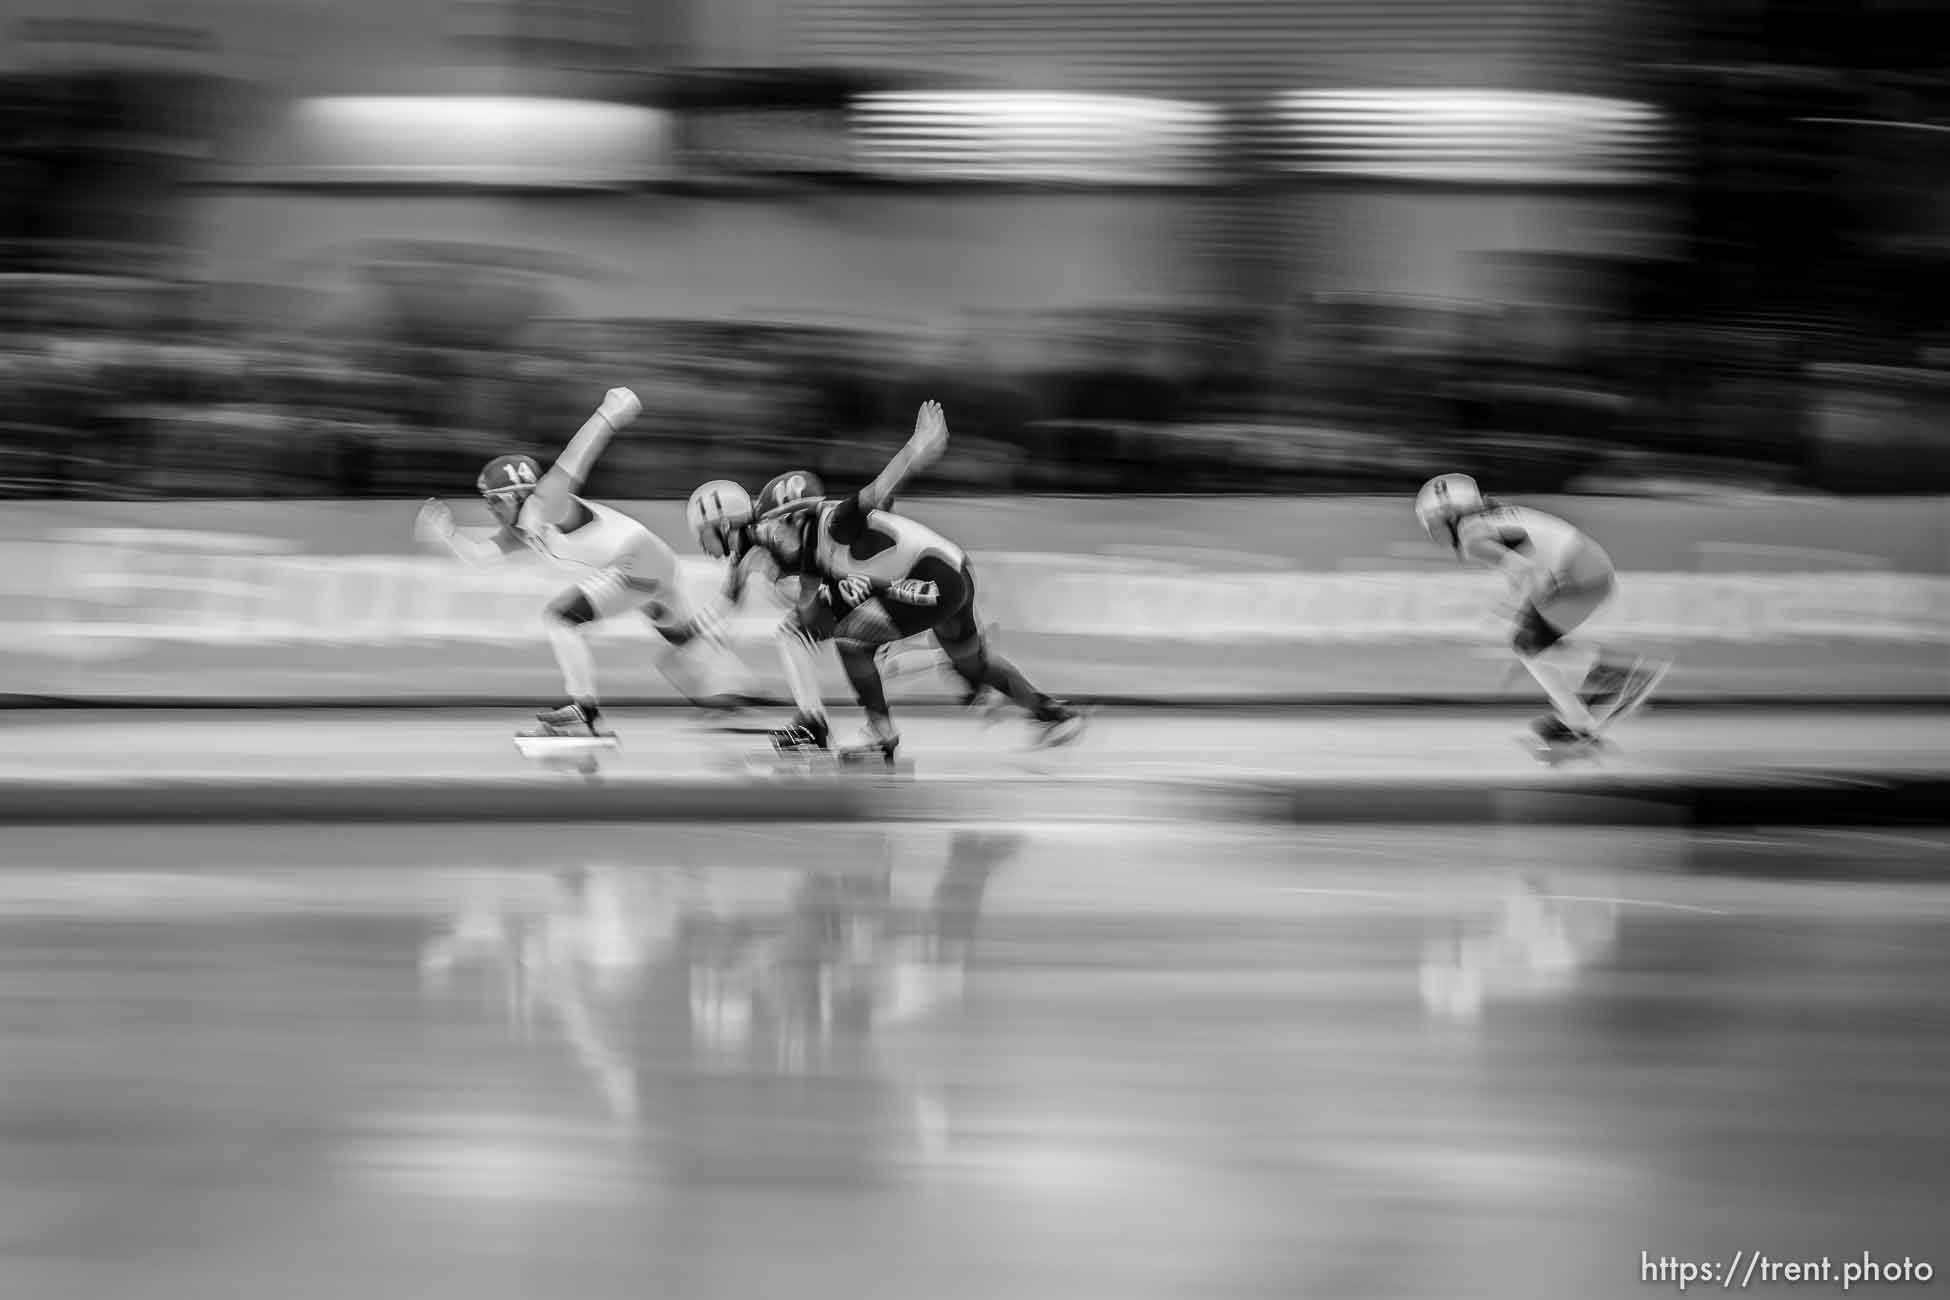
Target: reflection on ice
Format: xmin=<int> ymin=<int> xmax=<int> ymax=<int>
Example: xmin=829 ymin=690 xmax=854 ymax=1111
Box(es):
xmin=5 ymin=824 xmax=1950 ymax=1300
xmin=1420 ymin=875 xmax=1620 ymax=1023
xmin=414 ymin=831 xmax=1023 ymax=1127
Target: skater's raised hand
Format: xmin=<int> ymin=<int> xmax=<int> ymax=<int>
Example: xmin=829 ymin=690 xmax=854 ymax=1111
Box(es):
xmin=910 ymin=400 xmax=949 ymax=464
xmin=863 ymin=400 xmax=949 ymax=511
xmin=535 ymin=387 xmax=642 ymax=521
xmin=598 ymin=387 xmax=642 ymax=428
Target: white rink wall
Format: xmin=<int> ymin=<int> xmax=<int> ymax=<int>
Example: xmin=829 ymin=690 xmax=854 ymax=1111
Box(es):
xmin=0 ymin=497 xmax=1944 ymax=701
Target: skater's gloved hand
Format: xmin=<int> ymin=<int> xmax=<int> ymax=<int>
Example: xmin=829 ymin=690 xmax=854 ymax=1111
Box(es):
xmin=598 ymin=387 xmax=642 ymax=428
xmin=909 ymin=399 xmax=950 ymax=465
xmin=414 ymin=498 xmax=457 ymax=546
xmin=836 ymin=574 xmax=873 ymax=607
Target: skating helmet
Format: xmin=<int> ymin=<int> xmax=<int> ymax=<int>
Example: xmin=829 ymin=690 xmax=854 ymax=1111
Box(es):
xmin=756 ymin=469 xmax=824 ymax=520
xmin=686 ymin=479 xmax=756 ymax=559
xmin=1414 ymin=473 xmax=1485 ymax=548
xmin=478 ymin=453 xmax=542 ymax=527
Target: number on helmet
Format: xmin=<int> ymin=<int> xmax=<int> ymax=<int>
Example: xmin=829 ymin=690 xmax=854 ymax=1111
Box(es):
xmin=759 ymin=470 xmax=824 ymax=517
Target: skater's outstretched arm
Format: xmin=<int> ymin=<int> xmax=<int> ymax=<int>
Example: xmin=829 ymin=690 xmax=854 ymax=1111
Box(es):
xmin=858 ymin=400 xmax=948 ymax=514
xmin=720 ymin=541 xmax=781 ymax=606
xmin=682 ymin=544 xmax=784 ymax=646
xmin=822 ymin=400 xmax=948 ymax=547
xmin=529 ymin=387 xmax=642 ymax=526
xmin=414 ymin=500 xmax=523 ymax=566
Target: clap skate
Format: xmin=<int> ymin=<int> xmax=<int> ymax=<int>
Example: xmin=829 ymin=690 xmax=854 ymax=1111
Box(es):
xmin=735 ymin=714 xmax=913 ymax=778
xmin=767 ymin=714 xmax=831 ymax=758
xmin=735 ymin=713 xmax=837 ymax=777
xmin=1520 ymin=713 xmax=1609 ymax=766
xmin=515 ymin=701 xmax=621 ymax=771
xmin=836 ymin=722 xmax=906 ymax=771
xmin=1521 ymin=655 xmax=1673 ymax=765
xmin=1598 ymin=656 xmax=1672 ymax=731
xmin=1027 ymin=702 xmax=1088 ymax=750
xmin=1578 ymin=660 xmax=1635 ymax=715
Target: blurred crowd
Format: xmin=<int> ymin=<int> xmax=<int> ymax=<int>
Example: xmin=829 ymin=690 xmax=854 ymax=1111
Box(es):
xmin=3 ymin=0 xmax=1945 ymax=502
xmin=4 ymin=281 xmax=1946 ymax=500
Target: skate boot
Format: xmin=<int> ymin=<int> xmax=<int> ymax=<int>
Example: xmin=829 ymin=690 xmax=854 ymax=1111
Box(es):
xmin=837 ymin=720 xmax=901 ymax=769
xmin=529 ymin=701 xmax=605 ymax=738
xmin=1578 ymin=657 xmax=1639 ymax=715
xmin=769 ymin=713 xmax=831 ymax=754
xmin=1530 ymin=713 xmax=1597 ymax=751
xmin=1029 ymin=701 xmax=1087 ymax=749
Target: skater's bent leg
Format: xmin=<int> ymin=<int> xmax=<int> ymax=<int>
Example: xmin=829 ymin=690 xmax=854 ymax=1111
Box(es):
xmin=775 ymin=621 xmax=829 ymax=727
xmin=544 ymin=590 xmax=601 ymax=711
xmin=1576 ymin=646 xmax=1641 ymax=710
xmin=640 ymin=586 xmax=749 ymax=706
xmin=836 ymin=639 xmax=893 ymax=734
xmin=939 ymin=635 xmax=1060 ymax=720
xmin=1531 ymin=582 xmax=1625 ymax=708
xmin=833 ymin=601 xmax=904 ymax=738
xmin=1513 ymin=606 xmax=1596 ymax=733
xmin=1521 ymin=651 xmax=1598 ymax=733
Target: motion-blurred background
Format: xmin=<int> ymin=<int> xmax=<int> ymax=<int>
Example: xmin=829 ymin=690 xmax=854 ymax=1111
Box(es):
xmin=4 ymin=8 xmax=1949 ymax=1297
xmin=2 ymin=0 xmax=1945 ymax=501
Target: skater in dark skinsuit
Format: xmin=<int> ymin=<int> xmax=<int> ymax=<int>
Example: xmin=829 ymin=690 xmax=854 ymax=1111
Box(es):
xmin=709 ymin=402 xmax=1084 ymax=764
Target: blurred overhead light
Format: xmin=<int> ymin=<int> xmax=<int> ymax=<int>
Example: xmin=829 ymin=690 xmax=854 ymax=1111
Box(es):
xmin=851 ymin=92 xmax=1222 ymax=186
xmin=1267 ymin=90 xmax=1673 ymax=186
xmin=256 ymin=96 xmax=673 ymax=188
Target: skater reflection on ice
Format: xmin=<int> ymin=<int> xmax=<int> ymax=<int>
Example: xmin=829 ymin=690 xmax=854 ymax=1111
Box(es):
xmin=417 ymin=831 xmax=1022 ymax=1129
xmin=686 ymin=830 xmax=1019 ymax=1073
xmin=1419 ymin=875 xmax=1620 ymax=1025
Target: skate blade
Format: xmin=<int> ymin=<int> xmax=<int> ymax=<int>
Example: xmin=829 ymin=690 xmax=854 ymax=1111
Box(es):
xmin=515 ymin=733 xmax=621 ymax=759
xmin=1029 ymin=714 xmax=1089 ymax=750
xmin=1517 ymin=735 xmax=1609 ymax=766
xmin=836 ymin=747 xmax=913 ymax=775
xmin=690 ymin=718 xmax=781 ymax=736
xmin=737 ymin=749 xmax=914 ymax=778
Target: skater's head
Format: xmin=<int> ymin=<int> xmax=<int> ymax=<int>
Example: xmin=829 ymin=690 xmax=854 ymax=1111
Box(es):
xmin=754 ymin=503 xmax=818 ymax=568
xmin=757 ymin=469 xmax=824 ymax=521
xmin=686 ymin=479 xmax=756 ymax=559
xmin=478 ymin=454 xmax=542 ymax=528
xmin=1414 ymin=473 xmax=1486 ymax=550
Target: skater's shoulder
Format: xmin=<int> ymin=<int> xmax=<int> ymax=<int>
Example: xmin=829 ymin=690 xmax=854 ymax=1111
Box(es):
xmin=1457 ymin=504 xmax=1529 ymax=545
xmin=528 ymin=494 xmax=633 ymax=535
xmin=1463 ymin=501 xmax=1585 ymax=543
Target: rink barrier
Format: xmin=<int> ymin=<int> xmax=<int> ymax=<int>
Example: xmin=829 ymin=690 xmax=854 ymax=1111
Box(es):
xmin=0 ymin=497 xmax=1944 ymax=702
xmin=0 ymin=772 xmax=1943 ymax=827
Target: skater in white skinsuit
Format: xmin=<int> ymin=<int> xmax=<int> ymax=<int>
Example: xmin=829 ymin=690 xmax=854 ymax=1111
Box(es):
xmin=414 ymin=386 xmax=743 ymax=739
xmin=1414 ymin=473 xmax=1670 ymax=751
